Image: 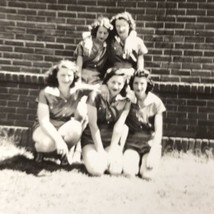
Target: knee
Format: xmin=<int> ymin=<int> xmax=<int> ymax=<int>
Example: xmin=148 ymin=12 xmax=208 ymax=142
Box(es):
xmin=140 ymin=168 xmax=156 ymax=180
xmin=122 ymin=150 xmax=139 ymax=177
xmin=82 ymin=147 xmax=107 ymax=176
xmin=34 ymin=138 xmax=55 ymax=153
xmin=84 ymin=159 xmax=106 ymax=176
xmin=123 ymin=165 xmax=138 ymax=177
xmin=109 ymin=162 xmax=122 ymax=176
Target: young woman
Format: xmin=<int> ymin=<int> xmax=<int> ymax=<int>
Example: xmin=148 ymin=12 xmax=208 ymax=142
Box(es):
xmin=32 ymin=60 xmax=89 ymax=165
xmin=109 ymin=11 xmax=148 ymax=74
xmin=81 ymin=67 xmax=131 ymax=176
xmin=74 ymin=16 xmax=113 ymax=84
xmin=123 ymin=70 xmax=166 ymax=180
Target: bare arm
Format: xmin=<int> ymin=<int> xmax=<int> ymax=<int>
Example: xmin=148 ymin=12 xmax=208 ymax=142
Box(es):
xmin=152 ymin=113 xmax=163 ymax=146
xmin=137 ymin=54 xmax=145 ymax=71
xmin=87 ymin=104 xmax=105 ymax=152
xmin=109 ymin=102 xmax=131 ymax=152
xmin=76 ymin=55 xmax=83 ymax=80
xmin=146 ymin=113 xmax=163 ymax=168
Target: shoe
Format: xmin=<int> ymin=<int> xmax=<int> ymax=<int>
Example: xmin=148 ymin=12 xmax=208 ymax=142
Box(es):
xmin=60 ymin=154 xmax=70 ymax=166
xmin=34 ymin=152 xmax=44 ymax=163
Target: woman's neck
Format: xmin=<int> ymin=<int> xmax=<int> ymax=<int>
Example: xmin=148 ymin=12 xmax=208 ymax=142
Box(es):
xmin=94 ymin=38 xmax=104 ymax=45
xmin=137 ymin=93 xmax=147 ymax=105
xmin=59 ymin=86 xmax=70 ymax=99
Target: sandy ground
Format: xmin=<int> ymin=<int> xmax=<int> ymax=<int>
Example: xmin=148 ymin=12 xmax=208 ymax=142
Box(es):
xmin=0 ymin=140 xmax=214 ymax=214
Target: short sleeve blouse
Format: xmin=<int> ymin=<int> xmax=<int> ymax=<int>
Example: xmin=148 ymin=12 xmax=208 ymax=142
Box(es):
xmin=126 ymin=92 xmax=166 ymax=134
xmin=34 ymin=86 xmax=89 ymax=129
xmin=108 ymin=36 xmax=148 ymax=69
xmin=87 ymin=91 xmax=129 ymax=127
xmin=74 ymin=39 xmax=108 ymax=73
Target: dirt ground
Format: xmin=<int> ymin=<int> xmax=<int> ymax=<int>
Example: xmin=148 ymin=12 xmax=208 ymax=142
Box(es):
xmin=0 ymin=139 xmax=214 ymax=214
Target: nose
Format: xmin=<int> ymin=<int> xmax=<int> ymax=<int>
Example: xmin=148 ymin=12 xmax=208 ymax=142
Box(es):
xmin=64 ymin=75 xmax=70 ymax=82
xmin=113 ymin=83 xmax=119 ymax=90
xmin=136 ymin=84 xmax=141 ymax=90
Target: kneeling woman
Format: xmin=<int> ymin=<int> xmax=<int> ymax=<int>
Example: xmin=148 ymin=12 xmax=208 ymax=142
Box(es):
xmin=32 ymin=60 xmax=88 ymax=165
xmin=81 ymin=67 xmax=131 ymax=176
xmin=123 ymin=70 xmax=166 ymax=180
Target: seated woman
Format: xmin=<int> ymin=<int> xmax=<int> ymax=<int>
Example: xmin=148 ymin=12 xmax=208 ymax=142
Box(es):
xmin=123 ymin=70 xmax=166 ymax=180
xmin=81 ymin=67 xmax=131 ymax=176
xmin=108 ymin=11 xmax=148 ymax=73
xmin=32 ymin=60 xmax=90 ymax=165
xmin=74 ymin=16 xmax=113 ymax=85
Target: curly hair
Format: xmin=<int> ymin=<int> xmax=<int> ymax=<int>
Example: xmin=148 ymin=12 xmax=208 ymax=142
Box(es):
xmin=110 ymin=11 xmax=136 ymax=37
xmin=89 ymin=16 xmax=113 ymax=39
xmin=102 ymin=66 xmax=129 ymax=97
xmin=129 ymin=69 xmax=154 ymax=94
xmin=45 ymin=60 xmax=79 ymax=88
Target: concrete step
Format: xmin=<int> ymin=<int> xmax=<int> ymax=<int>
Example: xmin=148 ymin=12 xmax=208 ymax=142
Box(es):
xmin=0 ymin=125 xmax=214 ymax=158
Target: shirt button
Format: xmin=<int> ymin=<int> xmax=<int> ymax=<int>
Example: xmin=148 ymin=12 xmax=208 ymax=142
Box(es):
xmin=63 ymin=114 xmax=65 ymax=117
xmin=65 ymin=100 xmax=67 ymax=103
xmin=64 ymin=107 xmax=67 ymax=110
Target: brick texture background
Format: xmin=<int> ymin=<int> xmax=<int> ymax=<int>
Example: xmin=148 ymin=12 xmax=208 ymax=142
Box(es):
xmin=0 ymin=72 xmax=214 ymax=140
xmin=0 ymin=0 xmax=214 ymax=83
xmin=0 ymin=0 xmax=214 ymax=142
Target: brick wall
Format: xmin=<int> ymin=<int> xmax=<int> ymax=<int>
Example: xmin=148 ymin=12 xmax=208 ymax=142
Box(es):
xmin=0 ymin=72 xmax=214 ymax=140
xmin=0 ymin=0 xmax=214 ymax=143
xmin=0 ymin=0 xmax=214 ymax=83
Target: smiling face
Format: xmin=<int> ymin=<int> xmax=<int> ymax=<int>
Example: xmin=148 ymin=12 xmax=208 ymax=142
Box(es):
xmin=115 ymin=19 xmax=130 ymax=41
xmin=132 ymin=76 xmax=148 ymax=99
xmin=96 ymin=26 xmax=109 ymax=43
xmin=57 ymin=67 xmax=74 ymax=88
xmin=107 ymin=75 xmax=125 ymax=98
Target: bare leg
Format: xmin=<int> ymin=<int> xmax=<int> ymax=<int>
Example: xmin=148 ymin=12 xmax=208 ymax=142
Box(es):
xmin=123 ymin=149 xmax=140 ymax=177
xmin=82 ymin=144 xmax=108 ymax=176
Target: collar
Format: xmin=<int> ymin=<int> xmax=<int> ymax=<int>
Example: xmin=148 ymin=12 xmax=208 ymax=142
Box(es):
xmin=136 ymin=92 xmax=156 ymax=106
xmin=44 ymin=86 xmax=77 ymax=97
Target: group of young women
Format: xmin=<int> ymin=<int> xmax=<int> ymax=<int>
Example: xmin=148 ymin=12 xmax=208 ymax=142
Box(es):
xmin=32 ymin=12 xmax=166 ymax=180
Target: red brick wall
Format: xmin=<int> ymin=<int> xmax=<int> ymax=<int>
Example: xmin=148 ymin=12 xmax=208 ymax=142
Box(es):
xmin=0 ymin=0 xmax=214 ymax=83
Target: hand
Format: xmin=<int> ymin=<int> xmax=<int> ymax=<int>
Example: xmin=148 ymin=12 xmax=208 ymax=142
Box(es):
xmin=146 ymin=144 xmax=161 ymax=169
xmin=75 ymin=96 xmax=88 ymax=122
xmin=82 ymin=32 xmax=93 ymax=56
xmin=97 ymin=148 xmax=109 ymax=169
xmin=107 ymin=146 xmax=123 ymax=172
xmin=100 ymin=84 xmax=109 ymax=101
xmin=126 ymin=89 xmax=136 ymax=103
xmin=56 ymin=140 xmax=69 ymax=156
xmin=124 ymin=36 xmax=133 ymax=58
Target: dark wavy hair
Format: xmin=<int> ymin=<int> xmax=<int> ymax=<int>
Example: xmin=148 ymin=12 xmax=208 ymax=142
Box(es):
xmin=110 ymin=11 xmax=136 ymax=37
xmin=102 ymin=66 xmax=129 ymax=97
xmin=129 ymin=69 xmax=154 ymax=94
xmin=45 ymin=60 xmax=79 ymax=88
xmin=89 ymin=16 xmax=113 ymax=40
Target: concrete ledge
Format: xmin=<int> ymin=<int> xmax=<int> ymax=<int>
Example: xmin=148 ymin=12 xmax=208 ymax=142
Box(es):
xmin=0 ymin=125 xmax=32 ymax=150
xmin=0 ymin=125 xmax=213 ymax=158
xmin=0 ymin=71 xmax=214 ymax=95
xmin=0 ymin=71 xmax=45 ymax=85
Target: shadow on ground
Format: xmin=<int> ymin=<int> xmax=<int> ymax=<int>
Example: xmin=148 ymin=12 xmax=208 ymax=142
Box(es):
xmin=0 ymin=154 xmax=87 ymax=176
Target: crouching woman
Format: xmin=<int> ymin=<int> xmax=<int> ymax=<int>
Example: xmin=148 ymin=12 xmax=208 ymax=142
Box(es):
xmin=81 ymin=67 xmax=131 ymax=176
xmin=32 ymin=60 xmax=88 ymax=164
xmin=123 ymin=70 xmax=166 ymax=180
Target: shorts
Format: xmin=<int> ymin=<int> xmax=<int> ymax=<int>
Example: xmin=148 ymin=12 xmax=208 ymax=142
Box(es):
xmin=124 ymin=132 xmax=153 ymax=155
xmin=81 ymin=124 xmax=113 ymax=148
